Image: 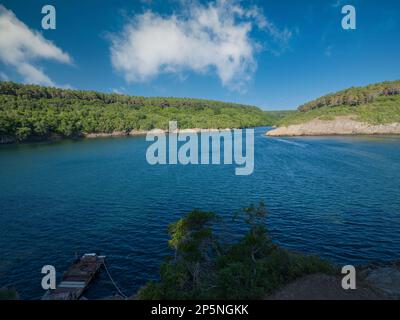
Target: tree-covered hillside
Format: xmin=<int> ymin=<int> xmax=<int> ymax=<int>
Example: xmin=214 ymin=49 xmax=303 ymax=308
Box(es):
xmin=299 ymin=80 xmax=400 ymax=112
xmin=278 ymin=80 xmax=400 ymax=126
xmin=0 ymin=82 xmax=274 ymax=142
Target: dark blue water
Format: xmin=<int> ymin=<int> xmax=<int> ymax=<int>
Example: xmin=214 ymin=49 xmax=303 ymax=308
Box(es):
xmin=1 ymin=127 xmax=400 ymax=299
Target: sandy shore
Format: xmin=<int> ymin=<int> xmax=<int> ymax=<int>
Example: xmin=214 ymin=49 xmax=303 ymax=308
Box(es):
xmin=266 ymin=116 xmax=400 ymax=137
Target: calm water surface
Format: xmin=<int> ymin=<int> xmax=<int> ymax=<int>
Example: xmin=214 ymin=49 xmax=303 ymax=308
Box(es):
xmin=1 ymin=127 xmax=399 ymax=299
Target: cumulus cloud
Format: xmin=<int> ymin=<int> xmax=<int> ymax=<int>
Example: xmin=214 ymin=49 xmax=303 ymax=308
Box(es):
xmin=110 ymin=0 xmax=292 ymax=91
xmin=0 ymin=5 xmax=72 ymax=86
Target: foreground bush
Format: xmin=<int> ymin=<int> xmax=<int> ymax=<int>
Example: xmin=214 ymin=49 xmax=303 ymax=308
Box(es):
xmin=138 ymin=203 xmax=333 ymax=300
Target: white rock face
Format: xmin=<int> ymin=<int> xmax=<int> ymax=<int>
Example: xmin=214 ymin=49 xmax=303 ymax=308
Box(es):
xmin=266 ymin=116 xmax=400 ymax=136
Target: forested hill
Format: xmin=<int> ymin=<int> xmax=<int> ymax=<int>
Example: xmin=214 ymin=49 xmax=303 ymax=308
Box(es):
xmin=299 ymin=80 xmax=400 ymax=112
xmin=275 ymin=80 xmax=400 ymax=127
xmin=0 ymin=82 xmax=274 ymax=142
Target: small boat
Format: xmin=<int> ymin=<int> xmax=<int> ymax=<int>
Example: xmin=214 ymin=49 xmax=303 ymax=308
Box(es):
xmin=42 ymin=253 xmax=105 ymax=300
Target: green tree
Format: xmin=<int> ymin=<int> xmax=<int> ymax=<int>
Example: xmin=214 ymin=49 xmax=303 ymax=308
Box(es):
xmin=138 ymin=203 xmax=333 ymax=300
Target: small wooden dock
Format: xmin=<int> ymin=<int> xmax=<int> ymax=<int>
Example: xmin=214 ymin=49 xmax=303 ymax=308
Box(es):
xmin=42 ymin=253 xmax=105 ymax=300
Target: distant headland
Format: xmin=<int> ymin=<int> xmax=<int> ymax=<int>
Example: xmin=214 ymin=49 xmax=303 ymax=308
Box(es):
xmin=267 ymin=80 xmax=400 ymax=136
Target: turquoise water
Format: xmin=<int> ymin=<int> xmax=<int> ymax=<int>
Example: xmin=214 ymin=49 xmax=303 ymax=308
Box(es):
xmin=1 ymin=127 xmax=400 ymax=299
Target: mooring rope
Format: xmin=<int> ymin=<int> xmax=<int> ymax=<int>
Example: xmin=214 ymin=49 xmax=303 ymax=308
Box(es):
xmin=102 ymin=261 xmax=128 ymax=299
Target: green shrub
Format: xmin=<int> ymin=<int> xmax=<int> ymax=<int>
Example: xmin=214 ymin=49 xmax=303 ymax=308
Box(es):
xmin=138 ymin=204 xmax=333 ymax=300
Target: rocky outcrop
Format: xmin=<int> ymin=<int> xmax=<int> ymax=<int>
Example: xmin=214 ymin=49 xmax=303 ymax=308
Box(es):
xmin=266 ymin=262 xmax=400 ymax=300
xmin=359 ymin=262 xmax=400 ymax=299
xmin=266 ymin=116 xmax=400 ymax=137
xmin=266 ymin=273 xmax=383 ymax=300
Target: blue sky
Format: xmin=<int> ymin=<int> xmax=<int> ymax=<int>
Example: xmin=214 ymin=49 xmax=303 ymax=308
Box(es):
xmin=0 ymin=0 xmax=399 ymax=110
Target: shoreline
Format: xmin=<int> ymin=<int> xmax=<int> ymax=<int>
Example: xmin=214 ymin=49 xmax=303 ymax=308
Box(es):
xmin=84 ymin=127 xmax=234 ymax=139
xmin=0 ymin=128 xmax=236 ymax=145
xmin=266 ymin=116 xmax=400 ymax=137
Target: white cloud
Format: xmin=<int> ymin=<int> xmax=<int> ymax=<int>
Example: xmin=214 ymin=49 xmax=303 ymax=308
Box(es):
xmin=109 ymin=0 xmax=292 ymax=91
xmin=0 ymin=5 xmax=72 ymax=86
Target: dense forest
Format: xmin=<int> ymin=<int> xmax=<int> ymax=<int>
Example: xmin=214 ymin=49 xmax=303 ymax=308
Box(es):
xmin=0 ymin=82 xmax=275 ymax=142
xmin=298 ymin=80 xmax=400 ymax=112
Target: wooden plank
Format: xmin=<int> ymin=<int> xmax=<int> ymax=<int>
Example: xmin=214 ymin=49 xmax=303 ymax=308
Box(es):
xmin=42 ymin=253 xmax=105 ymax=300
